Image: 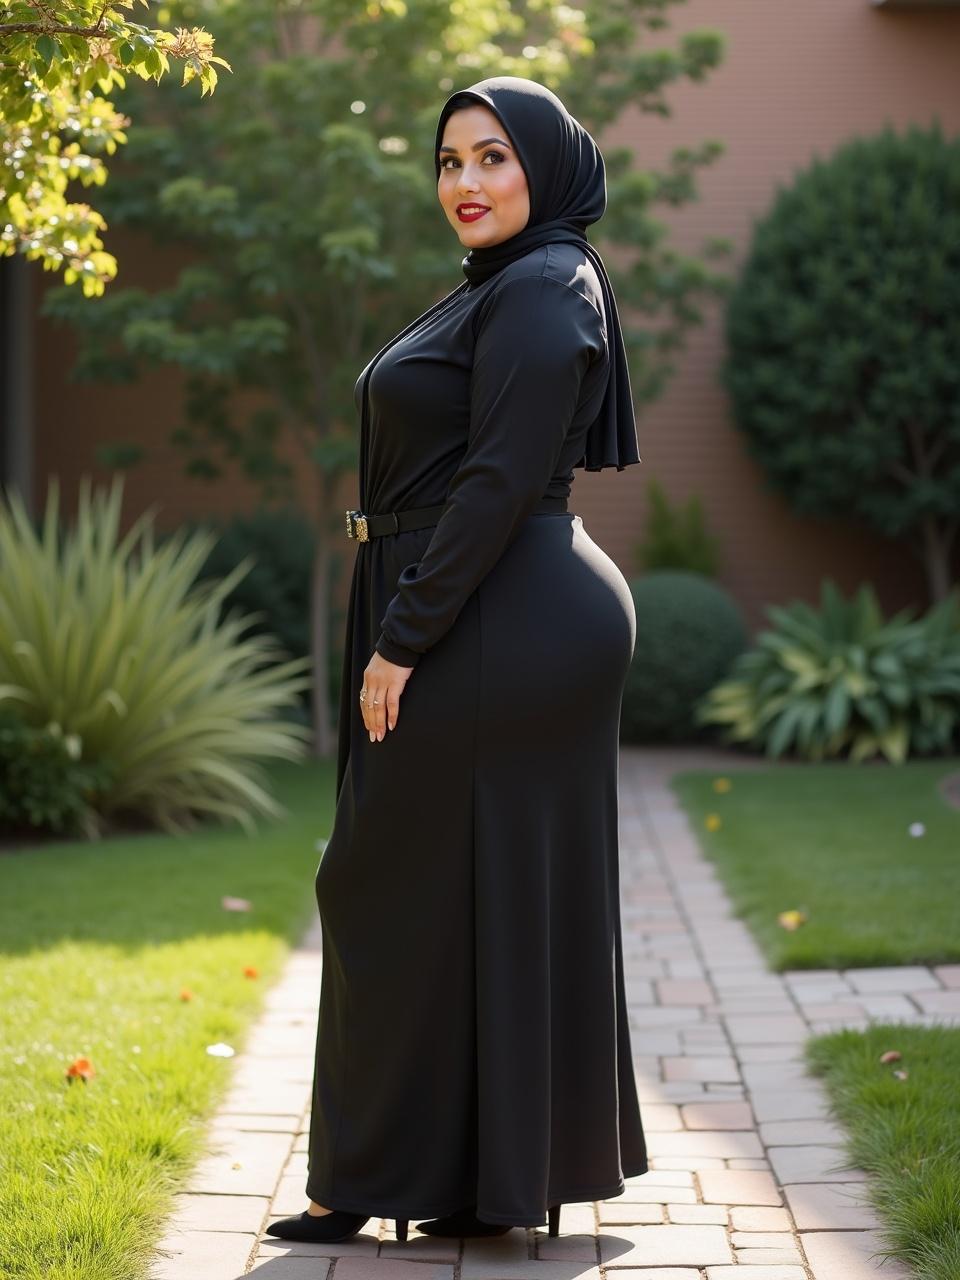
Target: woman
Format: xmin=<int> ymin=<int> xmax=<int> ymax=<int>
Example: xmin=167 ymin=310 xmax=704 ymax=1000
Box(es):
xmin=267 ymin=73 xmax=648 ymax=1246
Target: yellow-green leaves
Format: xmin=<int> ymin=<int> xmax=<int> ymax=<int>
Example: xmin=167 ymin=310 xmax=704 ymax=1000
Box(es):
xmin=1 ymin=4 xmax=232 ymax=289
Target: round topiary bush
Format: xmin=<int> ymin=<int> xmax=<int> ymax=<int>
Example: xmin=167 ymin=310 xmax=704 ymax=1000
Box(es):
xmin=621 ymin=570 xmax=748 ymax=742
xmin=722 ymin=121 xmax=960 ymax=604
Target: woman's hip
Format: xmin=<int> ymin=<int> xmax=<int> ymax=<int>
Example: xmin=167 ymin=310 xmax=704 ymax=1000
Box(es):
xmin=474 ymin=513 xmax=635 ymax=725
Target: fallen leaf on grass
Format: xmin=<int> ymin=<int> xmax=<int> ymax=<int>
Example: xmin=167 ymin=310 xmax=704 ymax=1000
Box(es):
xmin=243 ymin=965 xmax=259 ymax=979
xmin=65 ymin=1056 xmax=95 ymax=1083
xmin=777 ymin=909 xmax=808 ymax=931
xmin=179 ymin=988 xmax=194 ymax=1002
xmin=879 ymin=1050 xmax=902 ymax=1064
xmin=712 ymin=777 xmax=732 ymax=793
xmin=705 ymin=813 xmax=722 ymax=831
xmin=221 ymin=896 xmax=252 ymax=912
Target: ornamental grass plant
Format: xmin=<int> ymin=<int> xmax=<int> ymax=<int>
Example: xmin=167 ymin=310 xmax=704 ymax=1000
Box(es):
xmin=0 ymin=476 xmax=312 ymax=838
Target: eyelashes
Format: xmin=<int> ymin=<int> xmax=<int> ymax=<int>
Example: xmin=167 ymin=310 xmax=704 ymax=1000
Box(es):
xmin=438 ymin=150 xmax=506 ymax=171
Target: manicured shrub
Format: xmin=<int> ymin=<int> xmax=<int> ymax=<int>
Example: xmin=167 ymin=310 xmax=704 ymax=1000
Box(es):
xmin=634 ymin=476 xmax=721 ymax=577
xmin=0 ymin=475 xmax=312 ymax=836
xmin=0 ymin=710 xmax=114 ymax=840
xmin=696 ymin=579 xmax=960 ymax=763
xmin=621 ymin=570 xmax=748 ymax=742
xmin=723 ymin=122 xmax=960 ymax=604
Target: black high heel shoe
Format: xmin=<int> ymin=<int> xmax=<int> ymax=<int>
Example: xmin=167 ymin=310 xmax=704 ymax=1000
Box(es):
xmin=415 ymin=1203 xmax=562 ymax=1238
xmin=265 ymin=1208 xmax=409 ymax=1243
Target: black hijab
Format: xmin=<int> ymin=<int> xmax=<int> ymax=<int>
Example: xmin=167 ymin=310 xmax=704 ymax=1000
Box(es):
xmin=434 ymin=74 xmax=641 ymax=472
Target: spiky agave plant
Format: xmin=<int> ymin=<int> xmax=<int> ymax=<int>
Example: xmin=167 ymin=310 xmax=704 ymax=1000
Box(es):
xmin=0 ymin=475 xmax=313 ymax=835
xmin=695 ymin=580 xmax=960 ymax=763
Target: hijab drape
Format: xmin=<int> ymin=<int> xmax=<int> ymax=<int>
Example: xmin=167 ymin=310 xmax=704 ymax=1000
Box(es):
xmin=434 ymin=75 xmax=641 ymax=472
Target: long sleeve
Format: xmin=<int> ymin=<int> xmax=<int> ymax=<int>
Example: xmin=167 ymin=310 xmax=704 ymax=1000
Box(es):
xmin=374 ymin=274 xmax=606 ymax=668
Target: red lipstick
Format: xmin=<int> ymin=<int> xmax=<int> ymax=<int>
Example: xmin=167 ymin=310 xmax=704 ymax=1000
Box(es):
xmin=457 ymin=203 xmax=491 ymax=222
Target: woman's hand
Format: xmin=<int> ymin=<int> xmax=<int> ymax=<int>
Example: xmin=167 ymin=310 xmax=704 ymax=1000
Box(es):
xmin=360 ymin=651 xmax=414 ymax=742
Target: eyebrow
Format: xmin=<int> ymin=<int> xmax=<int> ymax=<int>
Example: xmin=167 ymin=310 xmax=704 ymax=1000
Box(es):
xmin=438 ymin=137 xmax=512 ymax=154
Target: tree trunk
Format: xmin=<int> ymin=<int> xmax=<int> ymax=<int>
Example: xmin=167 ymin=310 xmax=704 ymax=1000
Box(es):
xmin=309 ymin=509 xmax=336 ymax=760
xmin=920 ymin=513 xmax=955 ymax=605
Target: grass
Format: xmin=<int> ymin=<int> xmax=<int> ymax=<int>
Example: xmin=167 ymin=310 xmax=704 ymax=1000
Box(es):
xmin=0 ymin=758 xmax=334 ymax=1280
xmin=670 ymin=757 xmax=960 ymax=970
xmin=807 ymin=1023 xmax=960 ymax=1280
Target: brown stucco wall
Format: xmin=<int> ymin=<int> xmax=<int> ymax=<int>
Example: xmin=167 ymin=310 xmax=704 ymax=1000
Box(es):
xmin=30 ymin=0 xmax=960 ymax=631
xmin=578 ymin=0 xmax=960 ymax=624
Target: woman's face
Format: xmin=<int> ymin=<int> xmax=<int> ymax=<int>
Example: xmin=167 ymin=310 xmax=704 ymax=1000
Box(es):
xmin=437 ymin=104 xmax=530 ymax=248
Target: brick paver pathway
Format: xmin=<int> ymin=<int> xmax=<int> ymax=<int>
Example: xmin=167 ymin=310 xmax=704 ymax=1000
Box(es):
xmin=151 ymin=745 xmax=960 ymax=1280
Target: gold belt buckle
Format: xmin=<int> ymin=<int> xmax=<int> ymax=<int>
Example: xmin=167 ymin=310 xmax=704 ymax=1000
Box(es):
xmin=345 ymin=509 xmax=369 ymax=542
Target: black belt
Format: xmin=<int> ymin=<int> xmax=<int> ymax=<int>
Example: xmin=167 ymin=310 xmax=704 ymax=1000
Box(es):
xmin=345 ymin=496 xmax=568 ymax=541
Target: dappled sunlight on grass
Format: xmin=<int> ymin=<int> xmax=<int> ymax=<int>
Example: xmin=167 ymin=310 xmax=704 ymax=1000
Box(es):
xmin=0 ymin=759 xmax=333 ymax=1280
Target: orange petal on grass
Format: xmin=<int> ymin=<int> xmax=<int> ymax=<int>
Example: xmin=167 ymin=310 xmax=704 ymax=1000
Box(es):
xmin=712 ymin=777 xmax=732 ymax=793
xmin=705 ymin=813 xmax=722 ymax=831
xmin=879 ymin=1050 xmax=902 ymax=1064
xmin=243 ymin=965 xmax=259 ymax=979
xmin=777 ymin=909 xmax=808 ymax=931
xmin=65 ymin=1056 xmax=95 ymax=1083
xmin=179 ymin=987 xmax=194 ymax=1002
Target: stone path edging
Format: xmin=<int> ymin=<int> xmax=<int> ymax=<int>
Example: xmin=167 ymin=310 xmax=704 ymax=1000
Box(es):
xmin=149 ymin=745 xmax=960 ymax=1280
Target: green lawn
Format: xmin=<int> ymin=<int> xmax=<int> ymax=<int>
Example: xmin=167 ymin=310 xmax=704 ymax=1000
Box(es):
xmin=0 ymin=758 xmax=334 ymax=1280
xmin=671 ymin=758 xmax=960 ymax=970
xmin=807 ymin=1024 xmax=960 ymax=1280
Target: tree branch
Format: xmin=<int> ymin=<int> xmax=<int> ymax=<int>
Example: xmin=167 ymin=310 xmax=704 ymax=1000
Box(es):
xmin=905 ymin=419 xmax=934 ymax=478
xmin=273 ymin=0 xmax=294 ymax=60
xmin=0 ymin=22 xmax=108 ymax=36
xmin=925 ymin=431 xmax=950 ymax=473
xmin=287 ymin=292 xmax=331 ymax=437
xmin=883 ymin=458 xmax=916 ymax=488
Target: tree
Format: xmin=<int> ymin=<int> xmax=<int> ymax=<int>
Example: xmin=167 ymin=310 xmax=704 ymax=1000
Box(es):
xmin=0 ymin=1 xmax=230 ymax=293
xmin=723 ymin=122 xmax=960 ymax=605
xmin=42 ymin=0 xmax=730 ymax=756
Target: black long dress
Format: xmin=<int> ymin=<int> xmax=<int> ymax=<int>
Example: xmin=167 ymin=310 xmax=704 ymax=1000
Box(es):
xmin=306 ymin=241 xmax=648 ymax=1228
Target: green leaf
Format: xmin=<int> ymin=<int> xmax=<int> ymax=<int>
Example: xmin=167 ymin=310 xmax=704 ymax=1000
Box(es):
xmin=822 ymin=681 xmax=850 ymax=736
xmin=35 ymin=34 xmax=56 ymax=67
